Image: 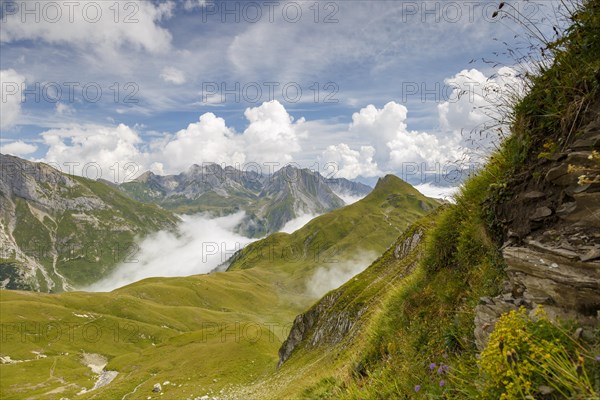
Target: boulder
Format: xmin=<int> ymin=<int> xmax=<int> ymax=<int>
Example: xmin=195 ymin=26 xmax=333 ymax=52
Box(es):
xmin=529 ymin=206 xmax=553 ymax=221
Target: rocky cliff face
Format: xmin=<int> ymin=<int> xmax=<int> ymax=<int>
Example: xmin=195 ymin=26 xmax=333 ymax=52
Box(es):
xmin=474 ymin=106 xmax=600 ymax=350
xmin=0 ymin=154 xmax=178 ymax=292
xmin=253 ymin=166 xmax=346 ymax=234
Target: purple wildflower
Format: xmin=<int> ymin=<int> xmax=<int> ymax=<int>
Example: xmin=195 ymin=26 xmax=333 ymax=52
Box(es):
xmin=414 ymin=385 xmax=421 ymax=392
xmin=439 ymin=380 xmax=446 ymax=387
xmin=595 ymin=355 xmax=600 ymax=361
xmin=429 ymin=362 xmax=436 ymax=370
xmin=437 ymin=364 xmax=450 ymax=374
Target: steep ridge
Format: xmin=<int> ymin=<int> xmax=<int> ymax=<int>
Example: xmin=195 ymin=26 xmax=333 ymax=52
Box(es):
xmin=227 ymin=175 xmax=438 ymax=279
xmin=278 ymin=219 xmax=431 ymax=367
xmin=0 ymin=154 xmax=179 ymax=292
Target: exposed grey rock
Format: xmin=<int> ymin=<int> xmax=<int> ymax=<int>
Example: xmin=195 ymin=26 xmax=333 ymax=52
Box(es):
xmin=571 ymin=133 xmax=600 ymax=149
xmin=479 ymin=296 xmax=493 ymax=305
xmin=545 ymin=163 xmax=571 ymax=185
xmin=522 ymin=191 xmax=546 ymax=200
xmin=529 ymin=206 xmax=552 ymax=221
xmin=278 ymin=292 xmax=347 ymax=367
xmin=503 ymin=246 xmax=600 ymax=311
xmin=153 ymin=383 xmax=162 ymax=392
xmin=566 ymin=151 xmax=595 ymax=165
xmin=476 ymin=112 xmax=600 ymax=351
xmin=524 ymin=239 xmax=580 ymax=259
xmin=556 ymin=201 xmax=577 ymax=216
xmin=580 ymin=247 xmax=600 ymax=262
xmin=474 ymin=298 xmax=517 ymax=350
xmin=560 ymin=193 xmax=600 ymax=227
xmin=0 ymin=154 xmax=178 ymax=292
xmin=394 ymin=230 xmax=423 ymax=259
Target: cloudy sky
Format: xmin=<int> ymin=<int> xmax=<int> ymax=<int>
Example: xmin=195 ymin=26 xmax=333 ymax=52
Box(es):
xmin=0 ymin=0 xmax=558 ymax=188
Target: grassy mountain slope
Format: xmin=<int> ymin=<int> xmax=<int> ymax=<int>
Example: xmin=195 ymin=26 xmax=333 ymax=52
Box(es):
xmin=0 ymin=155 xmax=179 ymax=292
xmin=0 ymin=175 xmax=436 ymax=399
xmin=228 ymin=175 xmax=437 ymax=275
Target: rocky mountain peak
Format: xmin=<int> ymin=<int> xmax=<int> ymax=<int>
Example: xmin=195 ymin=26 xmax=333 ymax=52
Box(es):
xmin=132 ymin=170 xmax=156 ymax=183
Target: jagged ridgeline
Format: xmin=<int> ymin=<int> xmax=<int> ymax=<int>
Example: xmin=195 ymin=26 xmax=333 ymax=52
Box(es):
xmin=118 ymin=163 xmax=372 ymax=237
xmin=0 ymin=154 xmax=179 ymax=292
xmin=0 ymin=173 xmax=438 ymax=399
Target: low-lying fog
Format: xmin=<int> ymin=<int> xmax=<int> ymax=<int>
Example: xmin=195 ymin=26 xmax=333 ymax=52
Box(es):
xmin=85 ymin=212 xmax=254 ymax=292
xmin=306 ymin=252 xmax=379 ymax=298
xmin=414 ymin=183 xmax=459 ymax=201
xmin=85 ymin=211 xmax=330 ymax=292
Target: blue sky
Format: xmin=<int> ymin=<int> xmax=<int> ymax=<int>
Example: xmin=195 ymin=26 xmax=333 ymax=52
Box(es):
xmin=0 ymin=0 xmax=560 ymax=192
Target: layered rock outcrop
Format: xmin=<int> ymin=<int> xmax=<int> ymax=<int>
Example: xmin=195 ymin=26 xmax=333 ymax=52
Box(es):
xmin=474 ymin=109 xmax=600 ymax=350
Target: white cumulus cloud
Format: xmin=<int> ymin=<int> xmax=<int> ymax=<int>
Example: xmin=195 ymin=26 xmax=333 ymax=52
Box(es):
xmin=323 ymin=101 xmax=462 ymax=179
xmin=241 ymin=100 xmax=304 ymax=165
xmin=320 ymin=68 xmax=525 ymax=180
xmin=0 ymin=140 xmax=38 ymax=156
xmin=40 ymin=124 xmax=147 ymax=182
xmin=322 ymin=144 xmax=380 ymax=179
xmin=162 ymin=112 xmax=245 ymax=172
xmin=438 ymin=67 xmax=525 ymax=152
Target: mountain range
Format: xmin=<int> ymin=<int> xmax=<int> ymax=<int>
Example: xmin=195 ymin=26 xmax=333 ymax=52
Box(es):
xmin=118 ymin=163 xmax=371 ymax=236
xmin=0 ymin=156 xmax=372 ymax=291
